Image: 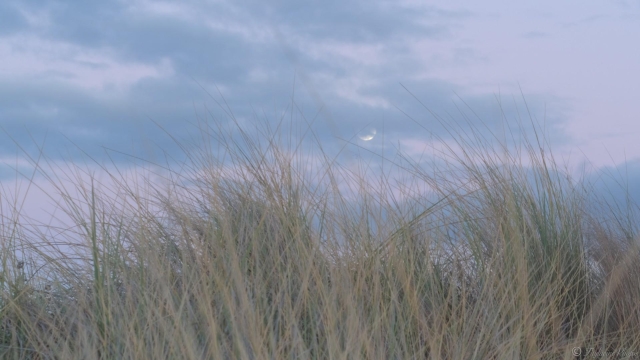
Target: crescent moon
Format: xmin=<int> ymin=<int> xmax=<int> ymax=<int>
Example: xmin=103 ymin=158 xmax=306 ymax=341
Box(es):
xmin=358 ymin=127 xmax=377 ymax=141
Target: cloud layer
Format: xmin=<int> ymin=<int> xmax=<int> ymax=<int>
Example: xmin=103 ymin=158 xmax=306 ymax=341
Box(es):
xmin=1 ymin=0 xmax=639 ymax=230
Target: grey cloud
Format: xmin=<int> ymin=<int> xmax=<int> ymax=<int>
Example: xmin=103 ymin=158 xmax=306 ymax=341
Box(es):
xmin=21 ymin=0 xmax=125 ymax=46
xmin=585 ymin=160 xmax=640 ymax=213
xmin=0 ymin=0 xmax=574 ymax=185
xmin=0 ymin=3 xmax=28 ymax=35
xmin=0 ymin=78 xmax=202 ymax=167
xmin=249 ymin=0 xmax=457 ymax=42
xmin=0 ymin=70 xmax=572 ymax=177
xmin=522 ymin=31 xmax=548 ymax=38
xmin=373 ymin=79 xmax=571 ymax=148
xmin=14 ymin=0 xmax=458 ymax=70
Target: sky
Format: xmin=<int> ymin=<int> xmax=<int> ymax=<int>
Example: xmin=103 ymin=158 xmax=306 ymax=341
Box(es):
xmin=1 ymin=0 xmax=640 ymax=249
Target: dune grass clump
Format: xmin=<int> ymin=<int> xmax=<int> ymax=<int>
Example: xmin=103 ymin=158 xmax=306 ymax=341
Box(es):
xmin=1 ymin=94 xmax=639 ymax=359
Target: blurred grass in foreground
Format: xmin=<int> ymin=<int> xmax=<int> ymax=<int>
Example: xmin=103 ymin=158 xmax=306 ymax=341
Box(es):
xmin=1 ymin=93 xmax=639 ymax=359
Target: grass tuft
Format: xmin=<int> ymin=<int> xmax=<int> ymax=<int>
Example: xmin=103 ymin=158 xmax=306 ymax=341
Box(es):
xmin=1 ymin=93 xmax=639 ymax=359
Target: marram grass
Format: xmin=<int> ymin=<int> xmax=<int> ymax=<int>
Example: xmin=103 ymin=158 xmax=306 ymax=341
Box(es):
xmin=1 ymin=97 xmax=639 ymax=359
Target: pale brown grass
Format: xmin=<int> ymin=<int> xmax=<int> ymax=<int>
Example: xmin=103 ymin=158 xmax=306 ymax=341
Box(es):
xmin=1 ymin=93 xmax=639 ymax=359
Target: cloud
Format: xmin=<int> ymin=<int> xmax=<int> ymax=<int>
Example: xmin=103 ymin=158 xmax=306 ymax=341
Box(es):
xmin=585 ymin=159 xmax=640 ymax=213
xmin=0 ymin=34 xmax=174 ymax=93
xmin=0 ymin=2 xmax=28 ymax=35
xmin=0 ymin=0 xmax=575 ymax=192
xmin=522 ymin=31 xmax=548 ymax=39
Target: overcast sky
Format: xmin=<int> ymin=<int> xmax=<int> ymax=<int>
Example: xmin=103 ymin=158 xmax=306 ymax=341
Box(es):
xmin=1 ymin=0 xmax=639 ymax=239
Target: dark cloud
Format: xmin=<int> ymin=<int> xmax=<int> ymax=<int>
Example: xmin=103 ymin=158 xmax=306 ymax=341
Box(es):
xmin=0 ymin=0 xmax=574 ymax=187
xmin=0 ymin=78 xmax=199 ymax=167
xmin=11 ymin=0 xmax=458 ymax=74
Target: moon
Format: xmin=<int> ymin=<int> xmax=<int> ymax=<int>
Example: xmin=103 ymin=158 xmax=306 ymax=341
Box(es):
xmin=358 ymin=127 xmax=377 ymax=141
